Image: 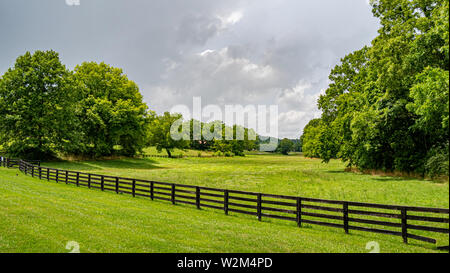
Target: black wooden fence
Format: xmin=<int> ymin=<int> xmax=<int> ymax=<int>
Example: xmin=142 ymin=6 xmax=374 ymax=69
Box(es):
xmin=1 ymin=157 xmax=449 ymax=248
xmin=1 ymin=157 xmax=40 ymax=168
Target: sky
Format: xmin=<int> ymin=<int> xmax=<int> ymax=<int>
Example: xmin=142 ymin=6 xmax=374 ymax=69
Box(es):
xmin=0 ymin=0 xmax=380 ymax=139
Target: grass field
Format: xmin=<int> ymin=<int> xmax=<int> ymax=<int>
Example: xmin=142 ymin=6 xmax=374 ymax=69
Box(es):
xmin=0 ymin=154 xmax=448 ymax=253
xmin=44 ymin=154 xmax=449 ymax=208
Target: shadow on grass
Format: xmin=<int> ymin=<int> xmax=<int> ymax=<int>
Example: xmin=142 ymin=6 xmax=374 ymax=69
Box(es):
xmin=371 ymin=176 xmax=419 ymax=182
xmin=324 ymin=170 xmax=347 ymax=174
xmin=42 ymin=158 xmax=163 ymax=171
xmin=324 ymin=169 xmax=441 ymax=183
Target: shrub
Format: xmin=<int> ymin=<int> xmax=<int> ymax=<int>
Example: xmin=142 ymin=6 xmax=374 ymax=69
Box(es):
xmin=425 ymin=143 xmax=449 ymax=178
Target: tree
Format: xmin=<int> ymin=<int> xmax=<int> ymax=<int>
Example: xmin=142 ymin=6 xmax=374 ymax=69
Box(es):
xmin=0 ymin=50 xmax=79 ymax=159
xmin=210 ymin=123 xmax=257 ymax=156
xmin=278 ymin=138 xmax=294 ymax=155
xmin=407 ymin=67 xmax=449 ymax=137
xmin=300 ymin=119 xmax=324 ymax=158
xmin=147 ymin=112 xmax=189 ymax=157
xmin=302 ymin=0 xmax=449 ymax=176
xmin=292 ymin=140 xmax=302 ymax=152
xmin=72 ymin=62 xmax=150 ymax=157
xmin=188 ymin=119 xmax=213 ymax=151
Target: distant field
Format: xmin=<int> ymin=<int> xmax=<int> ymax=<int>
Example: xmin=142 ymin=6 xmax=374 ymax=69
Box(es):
xmin=0 ymin=167 xmax=445 ymax=253
xmin=43 ymin=154 xmax=449 ymax=209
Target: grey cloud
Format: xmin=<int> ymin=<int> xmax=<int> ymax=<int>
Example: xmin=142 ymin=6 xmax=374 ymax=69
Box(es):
xmin=0 ymin=0 xmax=379 ymax=138
xmin=176 ymin=14 xmax=223 ymax=45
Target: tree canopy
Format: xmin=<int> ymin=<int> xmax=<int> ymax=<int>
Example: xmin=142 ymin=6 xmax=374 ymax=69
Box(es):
xmin=0 ymin=54 xmax=151 ymax=159
xmin=0 ymin=50 xmax=79 ymax=159
xmin=301 ymin=0 xmax=449 ymax=177
xmin=278 ymin=138 xmax=294 ymax=155
xmin=147 ymin=112 xmax=189 ymax=158
xmin=72 ymin=62 xmax=150 ymax=157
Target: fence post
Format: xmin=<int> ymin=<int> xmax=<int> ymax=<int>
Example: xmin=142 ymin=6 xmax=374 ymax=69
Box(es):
xmin=6 ymin=158 xmax=9 ymax=168
xmin=65 ymin=170 xmax=68 ymax=184
xmin=88 ymin=174 xmax=91 ymax=189
xmin=116 ymin=177 xmax=119 ymax=194
xmin=171 ymin=184 xmax=176 ymax=204
xmin=150 ymin=181 xmax=154 ymax=200
xmin=132 ymin=179 xmax=136 ymax=197
xmin=55 ymin=169 xmax=59 ymax=183
xmin=47 ymin=168 xmax=50 ymax=181
xmin=101 ymin=175 xmax=104 ymax=191
xmin=343 ymin=202 xmax=349 ymax=234
xmin=257 ymin=193 xmax=262 ymax=221
xmin=401 ymin=208 xmax=408 ymax=244
xmin=196 ymin=187 xmax=200 ymax=209
xmin=296 ymin=197 xmax=302 ymax=227
xmin=39 ymin=167 xmax=42 ymax=179
xmin=224 ymin=190 xmax=229 ymax=215
xmin=31 ymin=165 xmax=34 ymax=177
xmin=76 ymin=172 xmax=79 ymax=187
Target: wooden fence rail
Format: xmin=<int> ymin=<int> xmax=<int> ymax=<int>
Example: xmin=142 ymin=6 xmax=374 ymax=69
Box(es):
xmin=1 ymin=157 xmax=448 ymax=248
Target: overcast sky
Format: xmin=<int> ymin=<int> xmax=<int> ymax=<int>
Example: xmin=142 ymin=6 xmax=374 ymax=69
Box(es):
xmin=0 ymin=0 xmax=379 ymax=138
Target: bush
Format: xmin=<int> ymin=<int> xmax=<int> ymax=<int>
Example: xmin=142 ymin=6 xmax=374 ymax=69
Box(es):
xmin=425 ymin=143 xmax=449 ymax=178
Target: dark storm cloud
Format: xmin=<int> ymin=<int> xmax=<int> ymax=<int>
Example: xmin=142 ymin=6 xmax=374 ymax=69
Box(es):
xmin=0 ymin=0 xmax=379 ymax=138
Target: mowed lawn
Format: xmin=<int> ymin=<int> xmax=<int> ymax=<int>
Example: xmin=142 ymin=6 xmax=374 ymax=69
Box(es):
xmin=0 ymin=155 xmax=448 ymax=253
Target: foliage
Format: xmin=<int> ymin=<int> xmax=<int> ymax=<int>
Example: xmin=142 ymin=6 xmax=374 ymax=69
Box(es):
xmin=188 ymin=119 xmax=213 ymax=151
xmin=302 ymin=0 xmax=449 ymax=176
xmin=300 ymin=119 xmax=324 ymax=158
xmin=425 ymin=142 xmax=449 ymax=178
xmin=0 ymin=50 xmax=80 ymax=159
xmin=0 ymin=54 xmax=152 ymax=159
xmin=291 ymin=139 xmax=302 ymax=152
xmin=278 ymin=138 xmax=294 ymax=155
xmin=147 ymin=112 xmax=189 ymax=157
xmin=72 ymin=62 xmax=151 ymax=157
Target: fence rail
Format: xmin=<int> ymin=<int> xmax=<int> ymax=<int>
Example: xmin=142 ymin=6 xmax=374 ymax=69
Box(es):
xmin=1 ymin=157 xmax=449 ymax=248
xmin=1 ymin=157 xmax=40 ymax=168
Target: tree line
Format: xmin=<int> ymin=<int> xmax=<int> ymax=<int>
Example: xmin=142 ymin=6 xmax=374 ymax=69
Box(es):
xmin=0 ymin=50 xmax=260 ymax=159
xmin=301 ymin=0 xmax=449 ymax=178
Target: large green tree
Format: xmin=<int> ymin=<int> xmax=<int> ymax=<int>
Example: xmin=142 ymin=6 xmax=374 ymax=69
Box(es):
xmin=72 ymin=62 xmax=150 ymax=157
xmin=302 ymin=0 xmax=449 ymax=176
xmin=0 ymin=50 xmax=79 ymax=159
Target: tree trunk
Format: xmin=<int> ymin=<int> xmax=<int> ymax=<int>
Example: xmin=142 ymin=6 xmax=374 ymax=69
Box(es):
xmin=166 ymin=149 xmax=172 ymax=158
